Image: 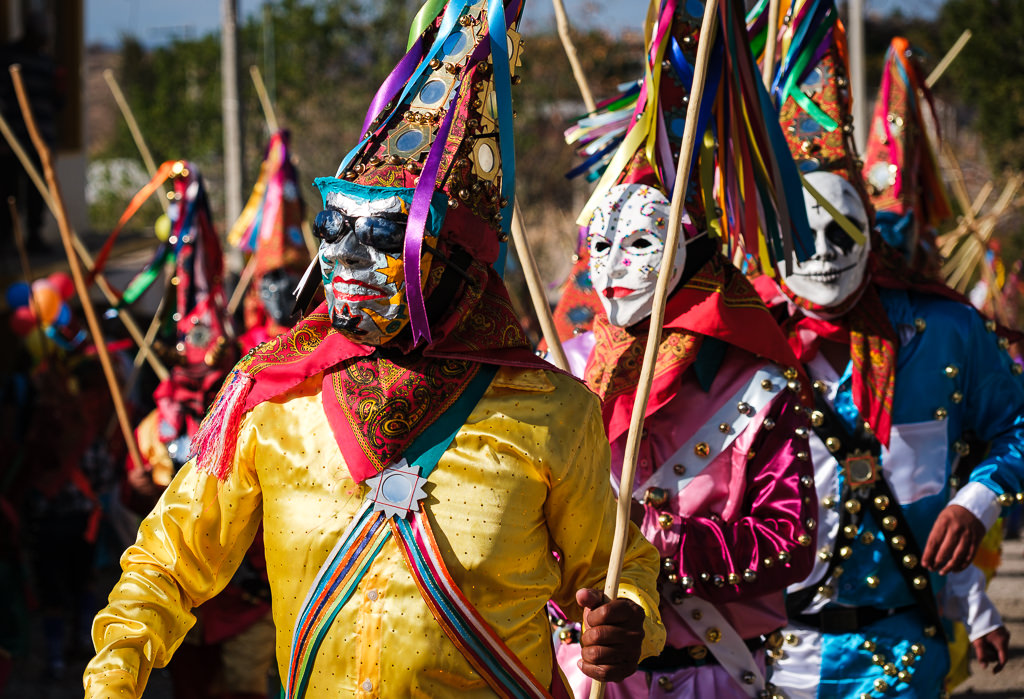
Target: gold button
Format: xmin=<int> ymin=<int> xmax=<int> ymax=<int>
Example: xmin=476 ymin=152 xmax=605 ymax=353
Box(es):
xmin=796 ymin=451 xmax=810 ymax=461
xmin=705 ymin=627 xmax=722 ymax=643
xmin=687 ymin=645 xmax=708 ymax=660
xmin=873 ymin=495 xmax=890 ymax=510
xmin=910 ymin=643 xmax=925 ymax=656
xmin=719 ymin=422 xmax=731 ymax=434
xmin=934 ymin=407 xmax=948 ymax=420
xmin=999 ymin=336 xmax=1010 ymax=350
xmin=778 ymin=551 xmax=791 ymax=563
xmin=761 ymin=379 xmax=774 ymax=390
xmin=742 ymin=671 xmax=756 ymax=684
xmin=951 ymin=391 xmax=964 ymax=404
xmin=924 ymin=625 xmax=938 ymax=637
xmin=862 ymin=640 xmax=876 ymax=652
xmin=884 ymin=663 xmax=898 ymax=676
xmin=860 ymin=531 xmax=875 ymax=545
xmin=825 ymin=436 xmax=841 ymax=452
xmin=882 ymin=516 xmax=898 ymax=531
xmin=800 ymin=475 xmax=814 ymax=488
xmin=866 ymin=575 xmax=879 ymax=588
xmin=787 ymin=379 xmax=801 ymax=393
xmin=810 ymin=410 xmax=825 ymax=427
xmin=694 ymin=442 xmax=711 ymax=458
xmin=817 ymin=584 xmax=834 ymax=597
xmin=784 ymin=367 xmax=798 ymax=380
xmin=944 ymin=365 xmax=959 ymax=378
xmin=763 ymin=418 xmax=776 ymax=430
xmin=797 ymin=534 xmax=812 ymax=546
xmin=795 ymin=427 xmax=809 ymax=438
xmin=903 ymin=554 xmax=919 ymax=569
xmin=844 ymin=499 xmax=861 ymax=514
xmin=1013 ymin=363 xmax=1023 ymax=376
xmin=913 ymin=317 xmax=926 ymax=332
xmin=998 ymin=492 xmax=1014 ymax=506
xmin=812 ymin=380 xmax=827 ymax=393
xmin=952 ymin=440 xmax=969 ymax=457
xmin=890 ymin=535 xmax=907 ymax=551
xmin=691 ymin=609 xmax=702 ymax=621
xmin=913 ymin=576 xmax=928 ymax=590
xmin=823 ymin=496 xmax=836 ymax=509
xmin=727 ymin=572 xmax=741 ymax=585
xmin=661 ymin=557 xmax=675 ymax=572
xmin=644 ymin=488 xmax=670 ymax=507
xmin=657 ymin=676 xmax=674 ymax=691
xmin=843 ymin=524 xmax=857 ymax=538
xmin=839 ymin=546 xmax=852 ymax=559
xmin=743 ymin=569 xmax=757 ymax=583
xmin=673 ymin=463 xmax=687 ymax=475
xmin=818 ymin=548 xmax=832 ymax=562
xmin=737 ymin=401 xmax=752 ymax=414
xmin=785 ymin=633 xmax=798 ymax=645
xmin=897 ymin=670 xmax=911 ymax=682
xmin=658 ymin=513 xmax=674 ymax=530
xmin=871 ymin=653 xmax=885 ymax=665
xmin=874 ymin=679 xmax=890 ymax=692
xmin=985 ymin=319 xmax=997 ymax=332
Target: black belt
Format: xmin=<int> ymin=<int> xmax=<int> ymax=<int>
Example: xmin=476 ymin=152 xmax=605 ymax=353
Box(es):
xmin=791 ymin=604 xmax=917 ymax=635
xmin=639 ymin=635 xmax=767 ymax=672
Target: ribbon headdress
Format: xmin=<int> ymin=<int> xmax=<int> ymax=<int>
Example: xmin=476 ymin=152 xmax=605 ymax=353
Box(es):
xmin=754 ymin=0 xmax=899 ymax=446
xmin=552 ymin=0 xmax=814 ymax=341
xmin=229 ymin=130 xmax=311 ymax=331
xmin=862 ymin=38 xmax=951 ymax=277
xmin=559 ymin=0 xmax=814 ymax=441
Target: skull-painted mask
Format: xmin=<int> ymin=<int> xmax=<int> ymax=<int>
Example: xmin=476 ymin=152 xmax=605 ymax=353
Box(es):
xmin=781 ymin=171 xmax=871 ymax=309
xmin=588 ymin=183 xmax=687 ymax=328
xmin=315 ymin=190 xmax=412 ymax=344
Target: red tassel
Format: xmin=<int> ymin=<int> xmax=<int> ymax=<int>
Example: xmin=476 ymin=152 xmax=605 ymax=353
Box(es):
xmin=190 ymin=370 xmax=253 ymax=479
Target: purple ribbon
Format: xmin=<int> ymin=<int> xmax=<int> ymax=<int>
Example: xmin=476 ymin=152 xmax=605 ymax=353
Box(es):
xmin=361 ymin=37 xmax=426 ymax=138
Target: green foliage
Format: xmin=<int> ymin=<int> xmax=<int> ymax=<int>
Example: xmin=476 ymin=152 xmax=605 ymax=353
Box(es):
xmin=938 ymin=0 xmax=1024 ymax=171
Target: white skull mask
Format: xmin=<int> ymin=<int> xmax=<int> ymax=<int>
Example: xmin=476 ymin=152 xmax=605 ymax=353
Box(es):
xmin=781 ymin=171 xmax=871 ymax=309
xmin=316 ymin=192 xmax=410 ymax=345
xmin=588 ymin=183 xmax=687 ymax=328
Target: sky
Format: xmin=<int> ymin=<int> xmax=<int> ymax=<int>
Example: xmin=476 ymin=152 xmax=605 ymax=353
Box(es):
xmin=85 ymin=0 xmax=942 ymax=48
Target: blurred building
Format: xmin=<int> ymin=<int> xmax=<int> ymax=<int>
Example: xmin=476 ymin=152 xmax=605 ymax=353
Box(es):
xmin=0 ymin=0 xmax=87 ymax=235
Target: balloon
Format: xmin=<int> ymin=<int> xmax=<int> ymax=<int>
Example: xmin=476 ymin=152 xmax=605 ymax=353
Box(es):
xmin=30 ymin=280 xmax=61 ymax=325
xmin=48 ymin=272 xmax=75 ymax=301
xmin=5 ymin=281 xmax=30 ymax=308
xmin=54 ymin=303 xmax=72 ymax=327
xmin=10 ymin=305 xmax=35 ymax=336
xmin=155 ymin=214 xmax=172 ymax=242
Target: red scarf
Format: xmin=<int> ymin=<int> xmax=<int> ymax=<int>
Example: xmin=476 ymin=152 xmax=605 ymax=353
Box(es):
xmin=773 ymin=271 xmax=898 ymax=446
xmin=585 ymin=255 xmax=807 ymax=444
xmin=195 ymin=262 xmax=555 ymax=484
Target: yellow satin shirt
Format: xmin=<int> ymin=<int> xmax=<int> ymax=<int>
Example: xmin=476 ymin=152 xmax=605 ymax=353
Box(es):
xmin=84 ymin=366 xmax=665 ymax=697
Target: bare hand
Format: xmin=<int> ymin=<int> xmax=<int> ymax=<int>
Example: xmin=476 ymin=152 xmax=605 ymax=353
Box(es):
xmin=972 ymin=626 xmax=1009 ymax=674
xmin=921 ymin=505 xmax=984 ymax=575
xmin=127 ymin=464 xmax=161 ymax=500
xmin=575 ymin=588 xmax=646 ymax=683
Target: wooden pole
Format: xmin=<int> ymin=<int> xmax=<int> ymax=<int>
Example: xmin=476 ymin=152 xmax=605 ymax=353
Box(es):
xmin=227 ymin=254 xmax=259 ymax=316
xmin=249 ymin=65 xmax=279 ymax=134
xmin=102 ymin=69 xmax=169 ymax=213
xmin=551 ymin=0 xmax=597 ymax=113
xmin=761 ymin=0 xmax=780 ymax=90
xmin=589 ymin=1 xmax=720 ymax=697
xmin=0 ymin=109 xmax=169 ymax=380
xmin=222 ymin=0 xmax=244 ymax=226
xmin=10 ymin=65 xmax=146 ymax=478
xmin=926 ymin=29 xmax=972 ymax=89
xmin=510 ymin=200 xmax=569 ymax=371
xmin=848 ymin=0 xmax=867 ymax=153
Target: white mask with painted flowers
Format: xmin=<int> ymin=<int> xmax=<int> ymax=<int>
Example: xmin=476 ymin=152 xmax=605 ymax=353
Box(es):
xmin=587 ymin=183 xmax=687 ymax=328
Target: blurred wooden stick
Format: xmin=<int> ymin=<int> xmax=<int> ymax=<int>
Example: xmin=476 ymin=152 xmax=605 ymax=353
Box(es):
xmin=0 ymin=109 xmax=169 ymax=380
xmin=11 ymin=64 xmax=145 ymax=477
xmin=103 ymin=68 xmax=169 ymax=213
xmin=926 ymin=29 xmax=972 ymax=89
xmin=761 ymin=0 xmax=780 ymax=90
xmin=510 ymin=200 xmax=569 ymax=371
xmin=551 ymin=0 xmax=596 ymax=113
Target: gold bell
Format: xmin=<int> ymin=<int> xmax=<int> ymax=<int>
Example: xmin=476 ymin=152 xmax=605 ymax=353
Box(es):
xmin=810 ymin=410 xmax=825 ymax=427
xmin=825 ymin=436 xmax=841 ymax=453
xmin=694 ymin=442 xmax=711 ymax=458
xmin=873 ymin=495 xmax=890 ymax=510
xmin=658 ymin=513 xmax=674 ymax=530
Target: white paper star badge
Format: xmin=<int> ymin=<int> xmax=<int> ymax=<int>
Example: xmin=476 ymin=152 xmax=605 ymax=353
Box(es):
xmin=364 ymin=459 xmax=429 ymax=520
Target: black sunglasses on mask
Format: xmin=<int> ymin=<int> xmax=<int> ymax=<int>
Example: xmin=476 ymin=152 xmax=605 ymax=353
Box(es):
xmin=312 ymin=208 xmax=407 ymax=253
